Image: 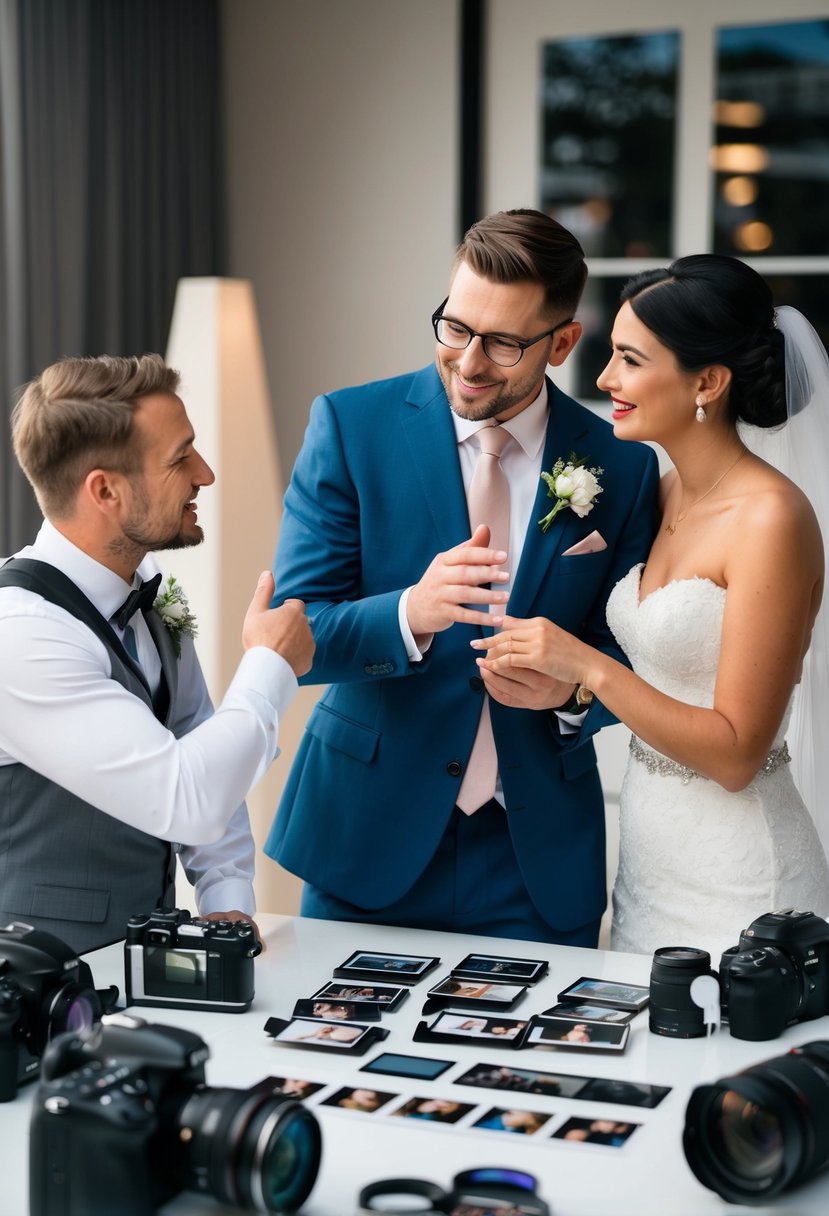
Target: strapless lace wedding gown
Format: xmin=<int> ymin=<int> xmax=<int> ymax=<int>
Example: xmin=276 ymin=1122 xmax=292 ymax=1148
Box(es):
xmin=606 ymin=564 xmax=829 ymax=960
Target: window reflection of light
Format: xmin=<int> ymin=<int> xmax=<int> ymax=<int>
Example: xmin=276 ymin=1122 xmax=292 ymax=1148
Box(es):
xmin=734 ymin=221 xmax=773 ymax=252
xmin=713 ymin=100 xmax=766 ymax=128
xmin=710 ymin=144 xmax=769 ymax=173
xmin=722 ymin=176 xmax=759 ymax=207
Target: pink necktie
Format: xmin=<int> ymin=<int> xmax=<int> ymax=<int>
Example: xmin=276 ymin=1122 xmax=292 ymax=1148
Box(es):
xmin=456 ymin=424 xmax=512 ymax=815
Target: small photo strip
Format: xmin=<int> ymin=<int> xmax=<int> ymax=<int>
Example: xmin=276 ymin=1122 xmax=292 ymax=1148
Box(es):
xmin=292 ymin=998 xmax=380 ymax=1023
xmin=390 ymin=1095 xmax=476 ymax=1125
xmin=526 ymin=1016 xmax=629 ymax=1052
xmin=542 ymin=1001 xmax=636 ymax=1026
xmin=427 ymin=1010 xmax=529 ymax=1042
xmin=455 ymin=1063 xmax=589 ymax=1099
xmin=319 ymin=1085 xmax=398 ymax=1114
xmin=472 ymin=1105 xmax=552 ymax=1137
xmin=551 ymin=1115 xmax=640 ymax=1147
xmin=264 ymin=1015 xmax=384 ymax=1053
xmin=334 ymin=950 xmax=440 ymax=984
xmin=557 ymin=977 xmax=649 ymax=1012
xmin=578 ymin=1076 xmax=671 ymax=1108
xmin=311 ymin=981 xmax=408 ymax=1011
xmin=426 ymin=976 xmax=527 ymax=1009
xmin=248 ymin=1075 xmax=326 ymax=1102
xmin=451 ymin=952 xmax=549 ymax=984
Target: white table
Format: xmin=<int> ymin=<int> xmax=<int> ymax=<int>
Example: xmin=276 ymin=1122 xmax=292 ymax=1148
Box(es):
xmin=7 ymin=913 xmax=829 ymax=1215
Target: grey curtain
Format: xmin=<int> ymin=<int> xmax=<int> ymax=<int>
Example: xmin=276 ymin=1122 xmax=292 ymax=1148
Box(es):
xmin=0 ymin=0 xmax=226 ymax=553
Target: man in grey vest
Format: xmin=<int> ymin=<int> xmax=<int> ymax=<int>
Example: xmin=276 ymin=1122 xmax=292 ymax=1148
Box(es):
xmin=0 ymin=354 xmax=313 ymax=953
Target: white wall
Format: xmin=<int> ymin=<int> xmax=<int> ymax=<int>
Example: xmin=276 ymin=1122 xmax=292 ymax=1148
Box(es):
xmin=222 ymin=0 xmax=459 ymax=481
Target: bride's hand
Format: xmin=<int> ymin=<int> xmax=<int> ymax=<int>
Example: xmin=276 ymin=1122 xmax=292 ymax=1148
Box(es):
xmin=472 ymin=616 xmax=586 ymax=687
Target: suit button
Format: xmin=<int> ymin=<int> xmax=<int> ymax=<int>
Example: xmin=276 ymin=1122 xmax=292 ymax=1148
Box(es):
xmin=447 ymin=761 xmax=462 ymax=777
xmin=469 ymin=676 xmax=484 ymax=693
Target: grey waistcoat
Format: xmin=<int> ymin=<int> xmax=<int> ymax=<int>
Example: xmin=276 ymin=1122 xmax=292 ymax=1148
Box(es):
xmin=0 ymin=558 xmax=181 ymax=953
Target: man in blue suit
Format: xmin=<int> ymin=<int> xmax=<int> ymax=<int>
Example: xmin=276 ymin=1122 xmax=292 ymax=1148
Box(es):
xmin=265 ymin=209 xmax=659 ymax=945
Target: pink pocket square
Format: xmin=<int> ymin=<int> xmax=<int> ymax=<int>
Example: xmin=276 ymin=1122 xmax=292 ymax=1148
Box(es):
xmin=562 ymin=530 xmax=607 ymax=556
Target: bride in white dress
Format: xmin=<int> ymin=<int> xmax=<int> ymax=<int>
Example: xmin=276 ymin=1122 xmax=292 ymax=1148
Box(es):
xmin=474 ymin=254 xmax=829 ymax=960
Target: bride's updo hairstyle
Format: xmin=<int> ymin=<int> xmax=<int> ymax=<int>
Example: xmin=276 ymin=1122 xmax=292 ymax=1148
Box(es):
xmin=621 ymin=254 xmax=787 ymax=429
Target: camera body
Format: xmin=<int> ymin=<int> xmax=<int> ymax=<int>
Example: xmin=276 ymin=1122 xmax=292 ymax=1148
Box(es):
xmin=0 ymin=921 xmax=101 ymax=1102
xmin=125 ymin=906 xmax=261 ymax=1013
xmin=30 ymin=1013 xmax=207 ymax=1216
xmin=720 ymin=908 xmax=829 ymax=1040
xmin=30 ymin=1012 xmax=322 ymax=1216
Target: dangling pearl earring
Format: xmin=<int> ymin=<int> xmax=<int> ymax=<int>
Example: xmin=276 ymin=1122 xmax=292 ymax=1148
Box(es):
xmin=695 ymin=394 xmax=707 ymax=423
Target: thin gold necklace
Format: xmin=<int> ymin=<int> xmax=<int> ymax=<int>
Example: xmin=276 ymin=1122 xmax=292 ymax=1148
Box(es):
xmin=665 ymin=448 xmax=747 ymax=535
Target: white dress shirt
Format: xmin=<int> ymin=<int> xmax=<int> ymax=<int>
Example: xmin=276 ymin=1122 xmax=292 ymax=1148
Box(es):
xmin=0 ymin=521 xmax=298 ymax=915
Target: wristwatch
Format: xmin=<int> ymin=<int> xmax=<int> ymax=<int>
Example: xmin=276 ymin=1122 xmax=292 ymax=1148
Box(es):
xmin=558 ymin=684 xmax=594 ymax=714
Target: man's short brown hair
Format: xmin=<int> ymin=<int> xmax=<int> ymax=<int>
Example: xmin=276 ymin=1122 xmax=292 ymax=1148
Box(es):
xmin=12 ymin=353 xmax=180 ymax=519
xmin=454 ymin=208 xmax=587 ymax=319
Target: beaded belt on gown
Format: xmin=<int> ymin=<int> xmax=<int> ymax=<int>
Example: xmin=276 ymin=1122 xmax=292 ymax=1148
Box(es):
xmin=628 ymin=735 xmax=791 ymax=786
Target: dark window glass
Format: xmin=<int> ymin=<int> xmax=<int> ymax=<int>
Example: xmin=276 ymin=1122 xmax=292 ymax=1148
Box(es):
xmin=573 ymin=276 xmax=628 ymax=401
xmin=540 ymin=34 xmax=679 ymax=258
xmin=713 ymin=21 xmax=829 ymax=256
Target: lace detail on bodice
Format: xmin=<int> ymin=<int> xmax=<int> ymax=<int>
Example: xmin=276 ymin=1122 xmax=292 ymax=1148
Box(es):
xmin=606 ymin=563 xmax=791 ymax=744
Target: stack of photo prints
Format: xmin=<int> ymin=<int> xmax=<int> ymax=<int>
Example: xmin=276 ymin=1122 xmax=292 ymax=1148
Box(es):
xmin=262 ymin=949 xmax=666 ymax=1150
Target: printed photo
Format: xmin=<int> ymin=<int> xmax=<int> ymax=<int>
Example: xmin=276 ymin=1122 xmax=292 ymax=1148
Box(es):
xmin=455 ymin=1063 xmax=588 ymax=1099
xmin=542 ymin=1001 xmax=635 ymax=1025
xmin=340 ymin=950 xmax=437 ymax=975
xmin=428 ymin=977 xmax=525 ymax=1003
xmin=552 ymin=1115 xmax=640 ymax=1147
xmin=472 ymin=1106 xmax=551 ymax=1136
xmin=320 ymin=1085 xmax=397 ymax=1113
xmin=527 ymin=1017 xmax=629 ymax=1051
xmin=312 ymin=981 xmax=406 ymax=1007
xmin=428 ymin=1011 xmax=528 ymax=1041
xmin=249 ymin=1076 xmax=325 ymax=1101
xmin=452 ymin=953 xmax=547 ymax=982
xmin=292 ymin=999 xmax=379 ymax=1023
xmin=273 ymin=1017 xmax=372 ymax=1049
xmin=557 ymin=977 xmax=649 ymax=1011
xmin=578 ymin=1077 xmax=671 ymax=1108
xmin=390 ymin=1096 xmax=475 ymax=1125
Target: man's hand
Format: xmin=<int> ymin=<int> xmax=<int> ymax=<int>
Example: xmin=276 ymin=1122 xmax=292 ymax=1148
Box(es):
xmin=407 ymin=524 xmax=510 ymax=639
xmin=201 ymin=909 xmax=266 ymax=952
xmin=473 ymin=614 xmax=581 ymax=711
xmin=242 ymin=572 xmax=314 ymax=676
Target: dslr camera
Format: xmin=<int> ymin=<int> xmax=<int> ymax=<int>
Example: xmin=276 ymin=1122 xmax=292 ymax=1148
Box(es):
xmin=720 ymin=908 xmax=829 ymax=1041
xmin=125 ymin=906 xmax=261 ymax=1013
xmin=29 ymin=1012 xmax=322 ymax=1216
xmin=0 ymin=921 xmax=102 ymax=1102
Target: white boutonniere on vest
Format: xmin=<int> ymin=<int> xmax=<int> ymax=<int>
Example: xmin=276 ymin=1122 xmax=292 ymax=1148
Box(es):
xmin=538 ymin=453 xmax=604 ymax=533
xmin=153 ymin=576 xmax=198 ymax=657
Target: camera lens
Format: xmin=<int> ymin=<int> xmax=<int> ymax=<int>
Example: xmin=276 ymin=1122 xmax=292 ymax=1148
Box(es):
xmin=169 ymin=1086 xmax=322 ymax=1213
xmin=683 ymin=1040 xmax=829 ymax=1202
xmin=46 ymin=984 xmax=101 ymax=1039
xmin=649 ymin=946 xmax=713 ymax=1038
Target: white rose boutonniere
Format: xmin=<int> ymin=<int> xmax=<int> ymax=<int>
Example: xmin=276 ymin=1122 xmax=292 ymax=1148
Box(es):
xmin=153 ymin=575 xmax=198 ymax=657
xmin=538 ymin=453 xmax=604 ymax=533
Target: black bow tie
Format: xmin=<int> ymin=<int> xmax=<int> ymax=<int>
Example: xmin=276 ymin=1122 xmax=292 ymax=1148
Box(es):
xmin=113 ymin=573 xmax=162 ymax=630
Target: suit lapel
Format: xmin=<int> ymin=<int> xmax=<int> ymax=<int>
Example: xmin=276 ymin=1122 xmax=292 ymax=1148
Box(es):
xmin=401 ymin=367 xmax=470 ymax=549
xmin=146 ymin=610 xmax=178 ymax=726
xmin=508 ymin=382 xmax=591 ymax=616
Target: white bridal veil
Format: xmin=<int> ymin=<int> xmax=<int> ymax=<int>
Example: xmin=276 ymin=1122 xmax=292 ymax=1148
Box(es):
xmin=739 ymin=305 xmax=829 ymax=861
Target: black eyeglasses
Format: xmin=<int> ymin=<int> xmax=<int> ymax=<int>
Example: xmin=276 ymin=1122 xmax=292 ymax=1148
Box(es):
xmin=431 ymin=298 xmax=573 ymax=368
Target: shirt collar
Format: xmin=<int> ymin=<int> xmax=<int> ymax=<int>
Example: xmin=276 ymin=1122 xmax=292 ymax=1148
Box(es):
xmin=451 ymin=380 xmax=549 ymax=460
xmin=24 ymin=520 xmax=158 ymax=622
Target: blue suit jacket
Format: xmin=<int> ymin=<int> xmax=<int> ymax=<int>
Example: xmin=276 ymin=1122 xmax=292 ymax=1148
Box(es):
xmin=265 ymin=364 xmax=659 ymax=931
